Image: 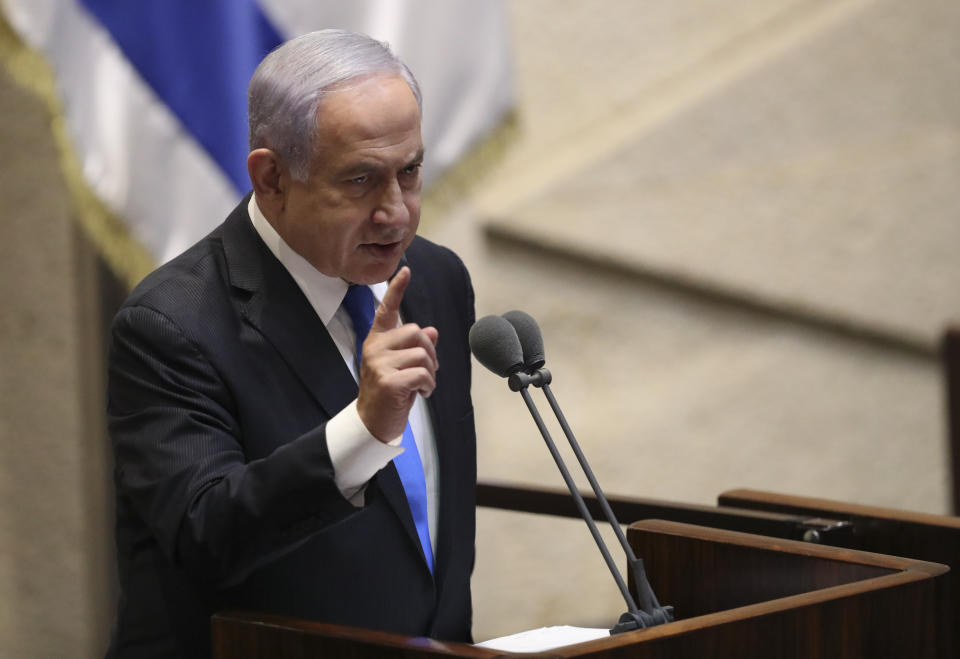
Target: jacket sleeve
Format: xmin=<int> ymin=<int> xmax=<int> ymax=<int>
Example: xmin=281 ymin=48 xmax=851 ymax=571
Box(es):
xmin=108 ymin=303 xmax=359 ymax=588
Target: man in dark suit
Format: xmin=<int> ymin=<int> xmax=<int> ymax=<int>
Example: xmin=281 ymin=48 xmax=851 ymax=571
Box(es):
xmin=106 ymin=30 xmax=476 ymax=658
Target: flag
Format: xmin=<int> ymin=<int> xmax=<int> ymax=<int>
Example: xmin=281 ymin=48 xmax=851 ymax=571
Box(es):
xmin=0 ymin=0 xmax=514 ymax=283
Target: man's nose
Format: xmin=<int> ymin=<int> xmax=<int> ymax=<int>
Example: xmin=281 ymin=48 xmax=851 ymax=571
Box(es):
xmin=372 ymin=178 xmax=410 ymax=225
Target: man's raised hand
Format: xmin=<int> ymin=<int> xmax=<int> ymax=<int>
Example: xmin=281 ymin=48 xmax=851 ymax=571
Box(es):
xmin=356 ymin=266 xmax=439 ymax=443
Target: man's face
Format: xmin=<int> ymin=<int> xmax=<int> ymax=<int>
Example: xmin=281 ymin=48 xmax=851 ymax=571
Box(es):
xmin=273 ymin=74 xmax=423 ymax=284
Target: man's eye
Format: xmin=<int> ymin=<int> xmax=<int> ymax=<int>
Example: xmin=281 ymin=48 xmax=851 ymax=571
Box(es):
xmin=402 ymin=163 xmax=422 ymax=176
xmin=348 ymin=174 xmax=369 ymax=185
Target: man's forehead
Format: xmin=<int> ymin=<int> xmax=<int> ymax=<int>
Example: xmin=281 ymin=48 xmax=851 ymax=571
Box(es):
xmin=316 ymin=74 xmax=420 ymax=123
xmin=313 ymin=76 xmax=422 ymax=152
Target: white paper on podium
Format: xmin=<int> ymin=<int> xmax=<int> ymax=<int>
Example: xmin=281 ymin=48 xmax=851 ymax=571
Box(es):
xmin=475 ymin=626 xmax=611 ymax=652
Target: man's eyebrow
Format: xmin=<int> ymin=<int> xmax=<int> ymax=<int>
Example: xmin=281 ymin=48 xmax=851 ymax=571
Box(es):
xmin=334 ymin=149 xmax=426 ymax=178
xmin=405 ymin=149 xmax=425 ymax=166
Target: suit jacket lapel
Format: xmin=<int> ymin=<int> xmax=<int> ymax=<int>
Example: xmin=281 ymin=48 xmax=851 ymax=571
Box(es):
xmin=401 ymin=245 xmax=474 ymax=601
xmin=220 ymin=200 xmax=357 ymax=419
xmin=375 ymin=257 xmax=439 ymax=576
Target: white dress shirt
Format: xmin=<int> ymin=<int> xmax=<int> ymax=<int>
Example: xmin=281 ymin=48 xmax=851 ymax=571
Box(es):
xmin=247 ymin=195 xmax=439 ymax=550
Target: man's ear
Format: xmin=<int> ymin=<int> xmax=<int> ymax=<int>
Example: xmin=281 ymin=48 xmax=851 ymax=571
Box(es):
xmin=248 ymin=148 xmax=285 ymax=204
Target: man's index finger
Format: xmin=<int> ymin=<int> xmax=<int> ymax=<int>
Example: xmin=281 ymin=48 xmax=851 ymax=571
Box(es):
xmin=371 ymin=266 xmax=411 ymax=332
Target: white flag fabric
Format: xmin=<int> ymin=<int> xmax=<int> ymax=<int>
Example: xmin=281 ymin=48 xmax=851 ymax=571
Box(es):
xmin=1 ymin=0 xmax=513 ymax=270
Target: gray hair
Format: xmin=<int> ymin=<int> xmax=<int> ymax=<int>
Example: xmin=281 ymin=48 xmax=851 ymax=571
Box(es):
xmin=248 ymin=29 xmax=422 ymax=182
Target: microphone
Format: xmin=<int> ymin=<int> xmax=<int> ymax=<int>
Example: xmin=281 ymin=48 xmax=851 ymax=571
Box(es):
xmin=502 ymin=310 xmax=545 ymax=370
xmin=468 ymin=315 xmax=524 ymax=377
xmin=470 ymin=312 xmax=674 ymax=634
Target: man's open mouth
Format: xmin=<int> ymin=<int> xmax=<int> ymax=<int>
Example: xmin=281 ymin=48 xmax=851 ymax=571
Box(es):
xmin=362 ymin=241 xmax=404 ymax=259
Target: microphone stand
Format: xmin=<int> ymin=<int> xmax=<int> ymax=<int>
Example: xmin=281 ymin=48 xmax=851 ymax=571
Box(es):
xmin=507 ymin=369 xmax=674 ymax=633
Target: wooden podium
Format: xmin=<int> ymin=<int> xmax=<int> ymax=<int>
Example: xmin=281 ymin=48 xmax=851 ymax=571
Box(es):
xmin=212 ymin=519 xmax=949 ymax=658
xmin=718 ymin=489 xmax=960 ymax=657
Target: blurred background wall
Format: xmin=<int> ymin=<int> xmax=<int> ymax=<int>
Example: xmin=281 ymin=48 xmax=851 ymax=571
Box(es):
xmin=1 ymin=0 xmax=958 ymax=655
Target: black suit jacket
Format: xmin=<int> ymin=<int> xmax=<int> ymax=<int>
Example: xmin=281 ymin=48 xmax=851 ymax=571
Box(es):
xmin=106 ymin=197 xmax=477 ymax=658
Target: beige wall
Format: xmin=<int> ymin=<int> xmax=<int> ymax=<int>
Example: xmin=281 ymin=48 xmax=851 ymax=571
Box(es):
xmin=1 ymin=0 xmax=958 ymax=654
xmin=0 ymin=63 xmax=114 ymax=657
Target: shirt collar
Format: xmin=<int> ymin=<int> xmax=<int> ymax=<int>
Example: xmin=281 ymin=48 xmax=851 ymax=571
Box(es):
xmin=247 ymin=194 xmax=388 ymax=324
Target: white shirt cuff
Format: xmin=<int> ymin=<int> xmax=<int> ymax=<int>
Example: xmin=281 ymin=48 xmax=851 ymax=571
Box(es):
xmin=326 ymin=399 xmax=404 ymax=506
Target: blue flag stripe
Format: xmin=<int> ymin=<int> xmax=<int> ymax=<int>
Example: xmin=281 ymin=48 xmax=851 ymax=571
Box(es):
xmin=77 ymin=0 xmax=284 ymax=193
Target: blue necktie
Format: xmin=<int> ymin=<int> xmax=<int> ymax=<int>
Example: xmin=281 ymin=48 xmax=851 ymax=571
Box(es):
xmin=341 ymin=284 xmax=434 ymax=573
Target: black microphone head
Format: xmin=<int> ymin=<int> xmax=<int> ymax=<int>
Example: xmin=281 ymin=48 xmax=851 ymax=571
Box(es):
xmin=469 ymin=315 xmax=524 ymax=377
xmin=502 ymin=310 xmax=546 ymax=370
